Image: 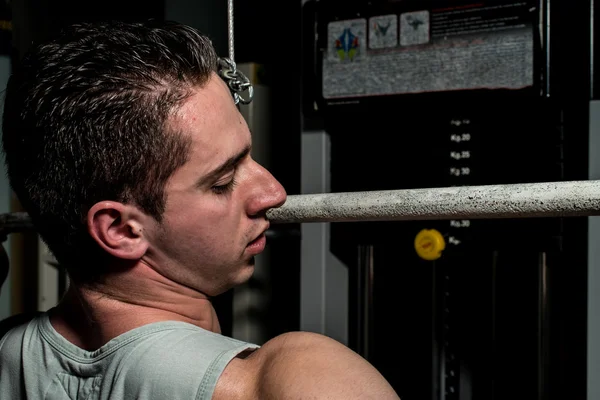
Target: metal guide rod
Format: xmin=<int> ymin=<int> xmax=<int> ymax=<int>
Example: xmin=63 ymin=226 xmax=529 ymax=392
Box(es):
xmin=227 ymin=0 xmax=234 ymax=62
xmin=266 ymin=180 xmax=600 ymax=224
xmin=0 ymin=211 xmax=33 ymax=236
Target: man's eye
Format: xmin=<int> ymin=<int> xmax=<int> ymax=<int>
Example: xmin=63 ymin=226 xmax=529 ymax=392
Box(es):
xmin=211 ymin=178 xmax=237 ymax=195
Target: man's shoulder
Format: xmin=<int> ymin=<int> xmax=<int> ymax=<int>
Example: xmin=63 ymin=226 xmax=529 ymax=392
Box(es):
xmin=0 ymin=311 xmax=43 ymax=340
xmin=0 ymin=312 xmax=45 ymax=396
xmin=115 ymin=321 xmax=259 ymax=371
xmin=0 ymin=312 xmax=44 ymax=360
xmin=214 ymin=331 xmax=401 ymax=400
xmin=212 ymin=331 xmax=328 ymax=399
xmin=222 ymin=330 xmax=341 ymax=368
xmin=213 ymin=332 xmax=359 ymax=399
xmin=253 ymin=330 xmax=343 ymax=358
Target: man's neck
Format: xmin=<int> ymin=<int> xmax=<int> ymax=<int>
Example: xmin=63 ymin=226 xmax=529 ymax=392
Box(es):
xmin=50 ymin=262 xmax=220 ymax=351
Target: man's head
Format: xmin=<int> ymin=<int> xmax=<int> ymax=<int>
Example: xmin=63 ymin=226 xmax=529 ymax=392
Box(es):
xmin=2 ymin=20 xmax=286 ymax=292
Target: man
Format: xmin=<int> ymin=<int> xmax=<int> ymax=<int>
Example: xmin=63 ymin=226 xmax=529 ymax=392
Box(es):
xmin=0 ymin=20 xmax=400 ymax=399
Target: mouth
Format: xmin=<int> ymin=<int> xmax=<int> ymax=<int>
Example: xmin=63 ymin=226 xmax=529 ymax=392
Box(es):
xmin=246 ymin=224 xmax=270 ymax=255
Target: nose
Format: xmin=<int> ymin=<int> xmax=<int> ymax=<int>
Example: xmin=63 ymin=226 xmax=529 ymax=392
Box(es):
xmin=246 ymin=161 xmax=287 ymax=217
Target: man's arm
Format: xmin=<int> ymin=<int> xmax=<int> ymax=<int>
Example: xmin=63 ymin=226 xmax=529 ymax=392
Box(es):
xmin=214 ymin=331 xmax=401 ymax=399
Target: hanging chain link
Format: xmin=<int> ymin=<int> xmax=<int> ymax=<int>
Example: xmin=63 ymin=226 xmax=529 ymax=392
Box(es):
xmin=218 ymin=0 xmax=254 ymax=105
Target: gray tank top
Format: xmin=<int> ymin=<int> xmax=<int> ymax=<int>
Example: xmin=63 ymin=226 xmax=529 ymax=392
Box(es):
xmin=0 ymin=313 xmax=259 ymax=399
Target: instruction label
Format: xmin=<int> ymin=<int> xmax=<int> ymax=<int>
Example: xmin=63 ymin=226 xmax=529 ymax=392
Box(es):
xmin=322 ymin=2 xmax=534 ymax=99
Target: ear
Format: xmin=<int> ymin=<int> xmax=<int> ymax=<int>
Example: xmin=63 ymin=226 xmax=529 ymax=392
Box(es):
xmin=87 ymin=201 xmax=149 ymax=260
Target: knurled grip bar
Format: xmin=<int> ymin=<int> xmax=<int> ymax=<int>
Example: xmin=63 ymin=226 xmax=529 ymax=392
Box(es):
xmin=0 ymin=181 xmax=599 ymax=234
xmin=265 ymin=180 xmax=600 ymax=224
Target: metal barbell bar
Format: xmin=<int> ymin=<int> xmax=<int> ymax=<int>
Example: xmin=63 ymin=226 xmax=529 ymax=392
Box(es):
xmin=266 ymin=180 xmax=600 ymax=223
xmin=0 ymin=181 xmax=599 ymax=234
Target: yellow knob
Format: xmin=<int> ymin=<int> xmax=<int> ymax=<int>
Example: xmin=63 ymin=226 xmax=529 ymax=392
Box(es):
xmin=414 ymin=229 xmax=446 ymax=261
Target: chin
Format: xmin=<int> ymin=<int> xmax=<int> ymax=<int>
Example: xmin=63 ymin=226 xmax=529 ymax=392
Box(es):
xmin=237 ymin=261 xmax=256 ymax=283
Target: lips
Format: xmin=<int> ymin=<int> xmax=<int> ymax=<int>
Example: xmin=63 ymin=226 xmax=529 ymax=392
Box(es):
xmin=246 ymin=224 xmax=269 ymax=255
xmin=249 ymin=223 xmax=270 ymax=245
xmin=247 ymin=235 xmax=263 ymax=246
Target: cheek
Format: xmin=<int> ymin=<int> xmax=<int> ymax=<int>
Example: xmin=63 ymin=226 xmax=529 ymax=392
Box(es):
xmin=165 ymin=196 xmax=244 ymax=242
xmin=168 ymin=192 xmax=233 ymax=221
xmin=160 ymin=215 xmax=238 ymax=264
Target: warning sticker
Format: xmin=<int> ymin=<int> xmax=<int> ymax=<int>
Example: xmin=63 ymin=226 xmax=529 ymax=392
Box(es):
xmin=369 ymin=15 xmax=398 ymax=49
xmin=324 ymin=19 xmax=368 ymax=97
xmin=327 ymin=19 xmax=367 ymax=63
xmin=400 ymin=10 xmax=430 ymax=46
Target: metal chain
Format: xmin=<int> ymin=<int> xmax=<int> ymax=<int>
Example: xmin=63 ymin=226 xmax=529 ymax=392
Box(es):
xmin=218 ymin=0 xmax=254 ymax=105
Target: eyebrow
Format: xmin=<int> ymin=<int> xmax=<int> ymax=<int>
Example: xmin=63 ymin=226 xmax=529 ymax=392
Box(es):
xmin=196 ymin=143 xmax=252 ymax=187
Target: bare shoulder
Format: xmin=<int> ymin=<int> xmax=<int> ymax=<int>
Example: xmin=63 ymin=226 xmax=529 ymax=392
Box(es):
xmin=213 ymin=331 xmax=400 ymax=400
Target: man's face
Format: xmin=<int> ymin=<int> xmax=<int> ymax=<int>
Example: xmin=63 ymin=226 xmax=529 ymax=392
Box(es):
xmin=144 ymin=73 xmax=286 ymax=296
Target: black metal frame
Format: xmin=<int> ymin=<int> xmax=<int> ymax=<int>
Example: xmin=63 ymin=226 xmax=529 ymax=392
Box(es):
xmin=302 ymin=0 xmax=592 ymax=399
